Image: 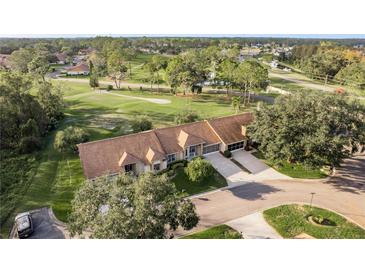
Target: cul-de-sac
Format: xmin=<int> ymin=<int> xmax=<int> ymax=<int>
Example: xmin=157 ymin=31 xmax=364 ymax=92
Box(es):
xmin=1 ymin=36 xmax=364 ymax=239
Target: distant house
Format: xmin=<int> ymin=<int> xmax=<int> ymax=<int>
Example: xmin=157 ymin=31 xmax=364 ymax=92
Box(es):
xmin=55 ymin=53 xmax=67 ymax=64
xmin=66 ymin=63 xmax=90 ymax=76
xmin=78 ymin=113 xmax=253 ymax=179
xmin=78 ymin=47 xmax=94 ymax=55
xmin=0 ymin=54 xmax=10 ymax=69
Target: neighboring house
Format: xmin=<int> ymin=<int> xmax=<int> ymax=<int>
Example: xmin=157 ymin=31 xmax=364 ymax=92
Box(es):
xmin=65 ymin=63 xmax=90 ymax=75
xmin=55 ymin=53 xmax=67 ymax=64
xmin=78 ymin=113 xmax=253 ymax=179
xmin=0 ymin=54 xmax=10 ymax=69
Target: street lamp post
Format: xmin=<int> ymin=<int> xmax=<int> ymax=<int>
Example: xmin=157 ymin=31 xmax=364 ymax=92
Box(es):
xmin=310 ymin=192 xmax=316 ymax=210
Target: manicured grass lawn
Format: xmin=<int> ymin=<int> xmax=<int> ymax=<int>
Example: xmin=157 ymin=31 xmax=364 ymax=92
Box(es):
xmin=252 ymin=151 xmax=327 ymax=179
xmin=126 ymin=53 xmax=170 ymax=84
xmin=171 ymin=167 xmax=227 ymax=197
xmin=182 ymin=225 xmax=242 ymax=239
xmin=269 ymin=76 xmax=314 ymax=93
xmin=263 ymin=204 xmax=365 ymax=239
xmin=1 ymin=80 xmax=245 ymax=237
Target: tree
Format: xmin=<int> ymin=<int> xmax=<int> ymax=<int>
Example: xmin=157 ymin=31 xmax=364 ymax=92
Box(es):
xmin=231 ymin=96 xmax=241 ymax=114
xmin=89 ymin=52 xmax=107 ymax=76
xmin=89 ymin=74 xmax=99 ymax=89
xmin=174 ymin=110 xmax=200 ymax=125
xmin=131 ymin=116 xmax=153 ymax=133
xmin=234 ymin=60 xmax=268 ymax=105
xmin=27 ymin=54 xmax=49 ymax=82
xmin=68 ymin=172 xmax=199 ymax=238
xmin=8 ymin=48 xmax=33 ymax=73
xmin=89 ymin=61 xmax=99 ymax=90
xmin=0 ymin=72 xmax=48 ymax=151
xmin=248 ymin=92 xmax=365 ymax=168
xmin=36 ymin=82 xmax=64 ymax=130
xmin=301 ymin=47 xmax=347 ymax=82
xmin=54 ymin=126 xmax=89 ymax=152
xmin=144 ymin=55 xmax=167 ymax=90
xmin=335 ymin=62 xmax=365 ymax=89
xmin=166 ymin=50 xmax=208 ymax=95
xmin=107 ymin=50 xmax=128 ymax=89
xmin=218 ymin=59 xmax=238 ymax=95
xmin=185 ymin=157 xmax=214 ymax=183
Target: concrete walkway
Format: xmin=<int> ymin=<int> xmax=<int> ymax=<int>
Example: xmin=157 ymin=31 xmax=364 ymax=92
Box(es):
xmin=226 ymin=212 xmax=282 ymax=239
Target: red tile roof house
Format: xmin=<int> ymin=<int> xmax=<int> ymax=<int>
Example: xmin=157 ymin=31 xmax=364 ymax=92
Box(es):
xmin=78 ymin=113 xmax=253 ymax=179
xmin=65 ymin=63 xmax=90 ymax=76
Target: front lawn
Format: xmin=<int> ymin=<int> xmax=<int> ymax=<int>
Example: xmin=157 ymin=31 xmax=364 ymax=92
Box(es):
xmin=181 ymin=225 xmax=242 ymax=239
xmin=171 ymin=166 xmax=227 ymax=197
xmin=252 ymin=151 xmax=327 ymax=179
xmin=263 ymin=204 xmax=365 ymax=239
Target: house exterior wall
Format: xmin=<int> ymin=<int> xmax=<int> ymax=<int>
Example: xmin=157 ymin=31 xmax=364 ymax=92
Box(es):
xmin=67 ymin=71 xmax=89 ymax=76
xmin=135 ymin=161 xmax=145 ymax=174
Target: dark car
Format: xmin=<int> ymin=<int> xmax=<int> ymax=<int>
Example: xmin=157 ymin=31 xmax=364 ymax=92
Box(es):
xmin=15 ymin=212 xmax=34 ymax=239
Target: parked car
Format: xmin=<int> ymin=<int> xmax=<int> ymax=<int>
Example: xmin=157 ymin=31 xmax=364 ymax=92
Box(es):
xmin=15 ymin=212 xmax=34 ymax=239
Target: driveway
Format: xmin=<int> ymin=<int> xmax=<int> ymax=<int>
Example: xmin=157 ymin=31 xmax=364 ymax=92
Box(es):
xmin=10 ymin=208 xmax=69 ymax=239
xmin=204 ymin=153 xmax=250 ymax=186
xmin=232 ymin=150 xmax=290 ymax=180
xmin=226 ymin=212 xmax=282 ymax=239
xmin=175 ymin=155 xmax=365 ymax=237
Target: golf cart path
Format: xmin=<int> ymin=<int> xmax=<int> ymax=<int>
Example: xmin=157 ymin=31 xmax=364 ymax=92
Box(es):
xmin=100 ymin=90 xmax=171 ymax=104
xmin=269 ymin=71 xmax=335 ymax=92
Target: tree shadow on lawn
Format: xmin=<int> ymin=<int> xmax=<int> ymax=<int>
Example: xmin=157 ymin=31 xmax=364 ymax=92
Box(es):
xmin=228 ymin=182 xmax=282 ymax=201
xmin=325 ymin=156 xmax=365 ymax=195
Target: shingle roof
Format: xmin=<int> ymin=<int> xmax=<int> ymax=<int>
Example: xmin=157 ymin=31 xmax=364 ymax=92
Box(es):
xmin=67 ymin=63 xmax=89 ymax=72
xmin=146 ymin=147 xmax=165 ymax=164
xmin=177 ymin=130 xmax=206 ymax=148
xmin=118 ymin=152 xmax=140 ymax=166
xmin=78 ymin=113 xmax=253 ymax=179
xmin=155 ymin=121 xmax=221 ymax=154
xmin=78 ymin=131 xmax=165 ymax=179
xmin=207 ymin=113 xmax=253 ymax=144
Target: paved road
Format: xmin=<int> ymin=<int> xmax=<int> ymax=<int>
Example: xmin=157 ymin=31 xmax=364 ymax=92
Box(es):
xmin=11 ymin=208 xmax=68 ymax=239
xmin=175 ymin=155 xmax=365 ymax=237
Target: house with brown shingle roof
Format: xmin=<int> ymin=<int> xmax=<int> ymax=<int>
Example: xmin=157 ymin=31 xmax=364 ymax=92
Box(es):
xmin=78 ymin=113 xmax=253 ymax=179
xmin=66 ymin=63 xmax=89 ymax=76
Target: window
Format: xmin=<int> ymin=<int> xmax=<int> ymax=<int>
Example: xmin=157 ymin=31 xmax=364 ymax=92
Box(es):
xmin=228 ymin=141 xmax=244 ymax=151
xmin=203 ymin=144 xmax=220 ymax=154
xmin=124 ymin=164 xmax=134 ymax=172
xmin=153 ymin=163 xmax=160 ymax=171
xmin=167 ymin=154 xmax=176 ymax=164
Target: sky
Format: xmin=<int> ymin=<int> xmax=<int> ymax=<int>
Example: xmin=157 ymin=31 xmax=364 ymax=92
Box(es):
xmin=1 ymin=34 xmax=365 ymax=39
